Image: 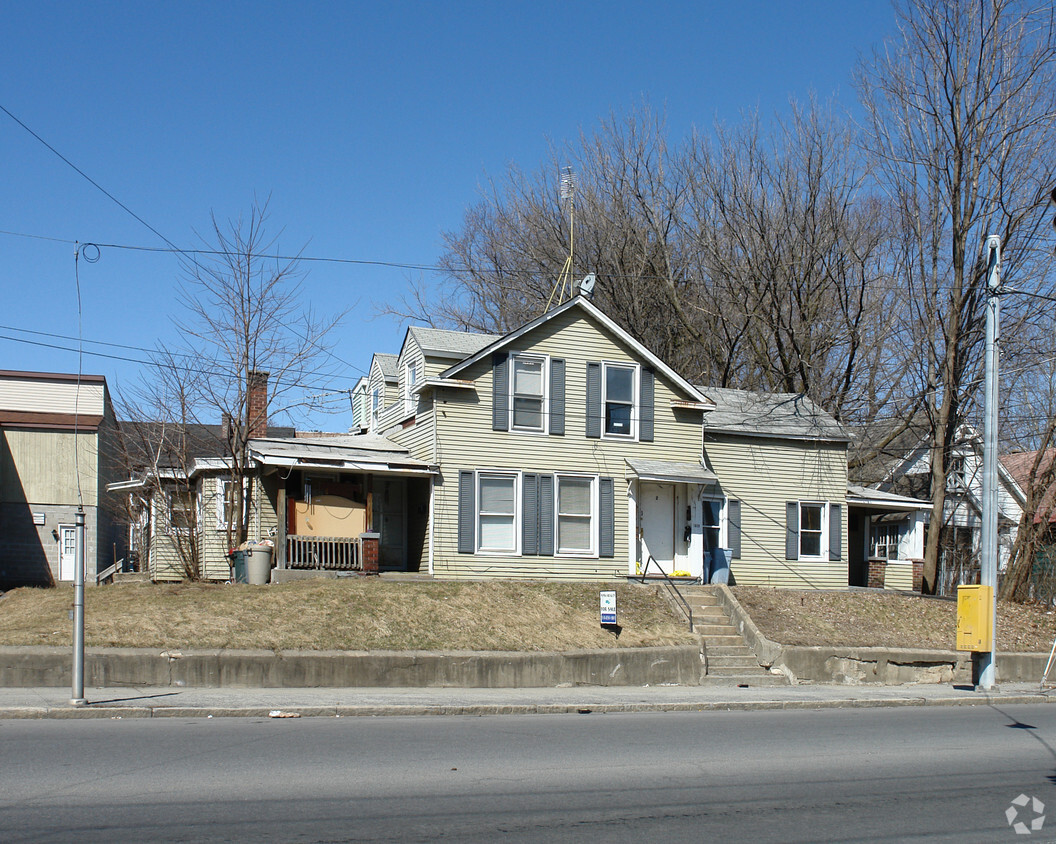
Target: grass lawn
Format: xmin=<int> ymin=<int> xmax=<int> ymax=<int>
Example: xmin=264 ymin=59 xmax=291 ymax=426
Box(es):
xmin=0 ymin=580 xmax=698 ymax=652
xmin=4 ymin=580 xmax=1054 ymax=653
xmin=732 ymin=586 xmax=1056 ymax=652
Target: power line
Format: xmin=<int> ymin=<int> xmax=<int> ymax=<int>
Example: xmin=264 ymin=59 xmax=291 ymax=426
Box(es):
xmin=0 ymin=103 xmax=178 ymax=250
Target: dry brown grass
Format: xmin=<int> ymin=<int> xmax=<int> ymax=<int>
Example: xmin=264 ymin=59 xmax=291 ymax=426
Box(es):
xmin=732 ymin=587 xmax=1056 ymax=652
xmin=0 ymin=580 xmax=698 ymax=652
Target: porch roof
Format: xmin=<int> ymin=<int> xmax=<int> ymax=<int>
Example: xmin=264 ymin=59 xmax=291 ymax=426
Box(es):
xmin=248 ymin=435 xmax=437 ymax=477
xmin=625 ymin=458 xmax=719 ymax=486
xmin=847 ymin=484 xmax=933 ymax=511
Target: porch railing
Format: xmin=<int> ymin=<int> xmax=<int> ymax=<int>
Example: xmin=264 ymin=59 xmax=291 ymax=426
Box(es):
xmin=285 ymin=535 xmax=362 ymax=571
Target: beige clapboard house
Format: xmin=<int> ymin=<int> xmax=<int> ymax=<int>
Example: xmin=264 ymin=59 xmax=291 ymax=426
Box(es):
xmin=0 ymin=370 xmax=125 ymax=588
xmin=111 ymin=297 xmax=862 ymax=586
xmin=360 ymin=295 xmax=853 ymax=585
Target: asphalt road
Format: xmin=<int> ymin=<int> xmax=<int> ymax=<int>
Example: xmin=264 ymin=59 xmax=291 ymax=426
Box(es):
xmin=2 ymin=704 xmax=1055 ymax=843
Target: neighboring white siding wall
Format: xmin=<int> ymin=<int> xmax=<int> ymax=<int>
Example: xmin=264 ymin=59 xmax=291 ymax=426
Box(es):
xmin=0 ymin=377 xmax=105 ymax=416
xmin=431 ymin=307 xmax=703 ymax=580
xmin=704 ymin=433 xmax=849 ymax=589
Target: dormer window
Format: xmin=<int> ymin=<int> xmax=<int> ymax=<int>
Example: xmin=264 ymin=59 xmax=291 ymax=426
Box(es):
xmin=404 ymin=361 xmax=418 ymax=416
xmin=511 ymin=353 xmax=546 ymax=432
xmin=370 ymin=387 xmax=381 ymax=430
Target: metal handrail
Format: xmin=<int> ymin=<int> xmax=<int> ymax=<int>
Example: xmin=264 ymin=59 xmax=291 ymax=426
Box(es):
xmin=636 ymin=555 xmax=694 ymax=632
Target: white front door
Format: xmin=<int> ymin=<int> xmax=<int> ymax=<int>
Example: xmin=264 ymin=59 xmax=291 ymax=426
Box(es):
xmin=639 ymin=482 xmax=675 ymax=573
xmin=58 ymin=525 xmax=77 ymax=581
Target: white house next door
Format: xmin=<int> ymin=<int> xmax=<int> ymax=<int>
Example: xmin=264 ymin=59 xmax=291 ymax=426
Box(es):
xmin=58 ymin=524 xmax=76 ymax=581
xmin=639 ymin=482 xmax=675 ymax=573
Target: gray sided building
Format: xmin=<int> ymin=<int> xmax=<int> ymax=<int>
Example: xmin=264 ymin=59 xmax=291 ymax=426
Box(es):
xmin=0 ymin=370 xmax=125 ymax=589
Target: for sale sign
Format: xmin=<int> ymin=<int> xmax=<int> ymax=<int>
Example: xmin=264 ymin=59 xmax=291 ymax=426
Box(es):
xmin=600 ymin=590 xmax=617 ymax=625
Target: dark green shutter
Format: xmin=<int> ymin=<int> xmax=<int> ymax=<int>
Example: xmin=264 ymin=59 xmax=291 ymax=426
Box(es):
xmin=522 ymin=474 xmax=539 ymax=555
xmin=640 ymin=368 xmax=655 ymax=442
xmin=829 ymin=503 xmax=842 ymax=561
xmin=458 ymin=471 xmax=475 ymax=554
xmin=599 ymin=477 xmax=615 ymax=558
xmin=586 ymin=362 xmax=601 ymax=438
xmin=550 ymin=358 xmax=565 ymax=435
xmin=728 ymin=499 xmax=742 ymax=559
xmin=492 ymin=352 xmax=509 ymax=431
xmin=539 ymin=474 xmax=555 ymax=556
xmin=785 ymin=501 xmax=799 ymax=560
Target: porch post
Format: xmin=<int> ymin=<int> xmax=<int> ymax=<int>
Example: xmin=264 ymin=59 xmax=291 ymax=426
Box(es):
xmin=276 ymin=485 xmax=287 ymax=569
xmin=627 ymin=478 xmax=638 ymax=576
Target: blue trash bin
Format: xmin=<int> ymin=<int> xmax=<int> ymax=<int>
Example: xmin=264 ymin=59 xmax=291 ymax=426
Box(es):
xmin=710 ymin=548 xmax=732 ymax=584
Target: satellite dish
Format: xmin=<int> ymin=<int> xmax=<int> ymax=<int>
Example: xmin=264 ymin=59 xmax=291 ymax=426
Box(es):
xmin=578 ymin=273 xmax=596 ymax=297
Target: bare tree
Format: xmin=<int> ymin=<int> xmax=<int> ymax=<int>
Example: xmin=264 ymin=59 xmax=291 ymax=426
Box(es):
xmin=856 ymin=0 xmax=1056 ymax=593
xmin=120 ymin=200 xmax=346 ymax=577
xmin=680 ymin=99 xmax=906 ymax=422
xmin=404 ymin=102 xmax=902 ymax=428
xmin=116 ymin=351 xmax=209 ymax=580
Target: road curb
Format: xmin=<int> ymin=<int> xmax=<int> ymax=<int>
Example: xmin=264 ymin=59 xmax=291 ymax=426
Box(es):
xmin=3 ymin=692 xmax=1053 ymax=720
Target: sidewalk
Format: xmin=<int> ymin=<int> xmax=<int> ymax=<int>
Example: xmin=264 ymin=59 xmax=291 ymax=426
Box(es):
xmin=3 ymin=681 xmax=1055 ymax=719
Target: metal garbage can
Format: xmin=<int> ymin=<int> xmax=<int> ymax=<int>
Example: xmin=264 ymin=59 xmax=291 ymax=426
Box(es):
xmin=246 ymin=546 xmax=274 ymax=585
xmin=230 ymin=550 xmax=248 ymax=583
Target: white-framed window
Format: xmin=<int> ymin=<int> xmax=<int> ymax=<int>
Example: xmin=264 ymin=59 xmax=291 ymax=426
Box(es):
xmin=216 ymin=478 xmax=237 ymax=531
xmin=702 ymin=497 xmax=725 ymax=551
xmin=371 ymin=387 xmax=382 ymax=430
xmin=404 ymin=361 xmax=418 ymax=415
xmin=799 ymin=501 xmax=827 ymax=560
xmin=168 ymin=489 xmax=196 ymax=535
xmin=477 ymin=472 xmax=519 ymax=553
xmin=603 ymin=362 xmax=638 ymax=438
xmin=511 ymin=353 xmax=547 ymax=433
xmin=556 ymin=474 xmax=597 ymax=556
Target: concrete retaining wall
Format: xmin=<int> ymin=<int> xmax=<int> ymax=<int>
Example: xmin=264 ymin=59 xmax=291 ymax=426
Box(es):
xmin=0 ymin=645 xmax=705 ymax=689
xmin=714 ymin=586 xmax=1049 ymax=685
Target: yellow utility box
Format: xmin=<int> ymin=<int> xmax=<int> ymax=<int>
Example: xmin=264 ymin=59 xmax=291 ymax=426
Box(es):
xmin=956 ymin=584 xmax=994 ymax=652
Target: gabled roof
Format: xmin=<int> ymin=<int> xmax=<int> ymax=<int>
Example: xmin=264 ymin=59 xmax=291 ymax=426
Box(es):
xmin=406 ymin=326 xmax=498 ymax=359
xmin=697 ymin=387 xmax=849 ymax=443
xmin=439 ymin=295 xmax=710 ymax=404
xmin=371 ymin=353 xmax=399 ymax=381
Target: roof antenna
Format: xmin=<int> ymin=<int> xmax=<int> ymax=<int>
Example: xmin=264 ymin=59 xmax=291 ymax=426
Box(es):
xmin=545 ymin=166 xmax=576 ymax=311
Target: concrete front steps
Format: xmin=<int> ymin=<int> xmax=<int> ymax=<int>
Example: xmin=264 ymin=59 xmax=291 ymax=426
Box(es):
xmin=680 ymin=586 xmax=789 ymax=687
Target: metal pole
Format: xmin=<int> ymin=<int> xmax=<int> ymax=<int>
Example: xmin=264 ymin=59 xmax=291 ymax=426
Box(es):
xmin=978 ymin=235 xmax=1001 ymax=690
xmin=71 ymin=507 xmax=86 ymax=705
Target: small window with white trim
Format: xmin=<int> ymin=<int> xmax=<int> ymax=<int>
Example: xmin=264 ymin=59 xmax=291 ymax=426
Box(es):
xmin=603 ymin=362 xmax=637 ymax=437
xmin=702 ymin=498 xmax=725 ymax=551
xmin=477 ymin=472 xmax=518 ymax=553
xmin=404 ymin=361 xmax=418 ymax=415
xmin=371 ymin=387 xmax=382 ymax=430
xmin=511 ymin=353 xmax=547 ymax=432
xmin=799 ymin=502 xmax=827 ymax=559
xmin=168 ymin=489 xmax=196 ymax=535
xmin=556 ymin=474 xmax=596 ymax=556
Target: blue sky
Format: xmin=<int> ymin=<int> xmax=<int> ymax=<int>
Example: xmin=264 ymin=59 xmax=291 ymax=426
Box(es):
xmin=1 ymin=1 xmax=897 ymax=430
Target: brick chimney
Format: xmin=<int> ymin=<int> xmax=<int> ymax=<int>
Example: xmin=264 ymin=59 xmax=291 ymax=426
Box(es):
xmin=247 ymin=370 xmax=269 ymax=439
